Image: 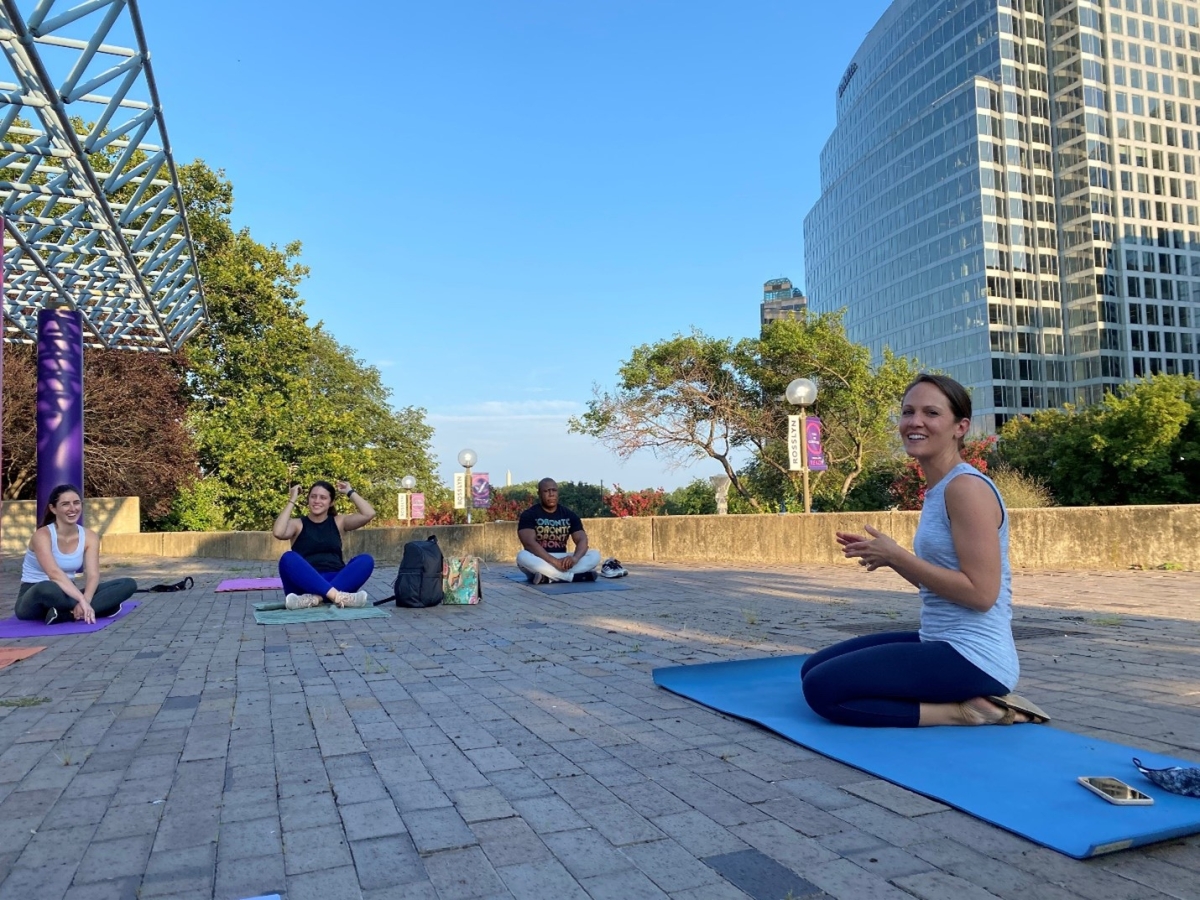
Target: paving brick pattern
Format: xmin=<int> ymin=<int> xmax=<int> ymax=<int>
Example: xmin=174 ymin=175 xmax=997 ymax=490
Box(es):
xmin=2 ymin=555 xmax=1199 ymax=899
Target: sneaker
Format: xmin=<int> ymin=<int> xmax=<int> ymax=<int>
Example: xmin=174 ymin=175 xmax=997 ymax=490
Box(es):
xmin=572 ymin=570 xmax=598 ymax=583
xmin=44 ymin=607 xmax=60 ymax=625
xmin=100 ymin=602 xmax=124 ymax=618
xmin=285 ymin=593 xmax=322 ymax=610
xmin=333 ymin=590 xmax=370 ymax=608
xmin=600 ymin=558 xmax=627 ymax=578
xmin=525 ymin=572 xmax=547 ymax=586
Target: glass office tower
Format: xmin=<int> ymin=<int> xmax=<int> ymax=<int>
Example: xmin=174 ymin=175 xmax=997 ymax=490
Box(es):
xmin=805 ymin=0 xmax=1200 ymax=429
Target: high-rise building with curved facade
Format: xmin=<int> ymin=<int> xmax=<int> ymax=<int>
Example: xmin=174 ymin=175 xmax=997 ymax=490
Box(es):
xmin=805 ymin=0 xmax=1200 ymax=430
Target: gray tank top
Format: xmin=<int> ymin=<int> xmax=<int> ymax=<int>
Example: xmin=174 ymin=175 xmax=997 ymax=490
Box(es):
xmin=915 ymin=462 xmax=1019 ymax=690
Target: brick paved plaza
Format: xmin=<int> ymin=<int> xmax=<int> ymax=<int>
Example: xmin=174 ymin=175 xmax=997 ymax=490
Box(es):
xmin=1 ymin=555 xmax=1199 ymax=900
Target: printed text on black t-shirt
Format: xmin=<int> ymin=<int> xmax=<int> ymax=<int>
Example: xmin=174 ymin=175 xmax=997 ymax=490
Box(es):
xmin=517 ymin=504 xmax=583 ymax=553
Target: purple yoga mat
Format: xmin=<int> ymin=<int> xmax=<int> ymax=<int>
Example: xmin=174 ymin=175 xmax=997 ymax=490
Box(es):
xmin=0 ymin=601 xmax=139 ymax=638
xmin=215 ymin=578 xmax=283 ymax=592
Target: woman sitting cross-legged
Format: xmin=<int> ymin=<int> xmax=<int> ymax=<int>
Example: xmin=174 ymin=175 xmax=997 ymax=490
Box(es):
xmin=801 ymin=374 xmax=1048 ymax=729
xmin=273 ymin=480 xmax=376 ymax=609
xmin=17 ymin=484 xmax=137 ymax=625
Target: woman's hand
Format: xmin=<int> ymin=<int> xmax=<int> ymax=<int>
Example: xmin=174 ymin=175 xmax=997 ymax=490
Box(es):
xmin=288 ymin=484 xmax=301 ymax=503
xmin=837 ymin=525 xmax=903 ymax=572
xmin=73 ymin=599 xmax=96 ymax=624
xmin=335 ymin=480 xmax=352 ymax=495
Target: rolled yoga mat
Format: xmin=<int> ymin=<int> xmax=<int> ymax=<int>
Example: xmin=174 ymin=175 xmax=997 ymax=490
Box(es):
xmin=653 ymin=655 xmax=1200 ymax=859
xmin=216 ymin=577 xmax=283 ymax=592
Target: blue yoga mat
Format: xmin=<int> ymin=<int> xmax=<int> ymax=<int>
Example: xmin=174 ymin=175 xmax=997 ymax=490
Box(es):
xmin=653 ymin=655 xmax=1200 ymax=858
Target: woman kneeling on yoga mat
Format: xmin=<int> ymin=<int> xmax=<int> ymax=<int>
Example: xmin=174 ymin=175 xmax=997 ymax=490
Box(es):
xmin=802 ymin=374 xmax=1049 ymax=728
xmin=273 ymin=480 xmax=376 ymax=609
xmin=17 ymin=484 xmax=137 ymax=625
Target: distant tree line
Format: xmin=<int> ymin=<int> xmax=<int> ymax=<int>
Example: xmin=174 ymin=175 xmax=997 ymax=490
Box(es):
xmin=569 ymin=312 xmax=1200 ymax=513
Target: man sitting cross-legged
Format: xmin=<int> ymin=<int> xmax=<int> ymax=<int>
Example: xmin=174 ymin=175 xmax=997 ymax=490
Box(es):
xmin=516 ymin=478 xmax=602 ymax=584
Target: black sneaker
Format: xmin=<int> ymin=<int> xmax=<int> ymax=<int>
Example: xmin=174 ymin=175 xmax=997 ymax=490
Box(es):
xmin=44 ymin=608 xmax=60 ymax=625
xmin=572 ymin=571 xmax=598 ymax=583
xmin=100 ymin=602 xmax=124 ymax=618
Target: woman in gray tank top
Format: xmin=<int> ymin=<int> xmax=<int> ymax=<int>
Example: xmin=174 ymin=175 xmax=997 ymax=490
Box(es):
xmin=801 ymin=375 xmax=1049 ymax=728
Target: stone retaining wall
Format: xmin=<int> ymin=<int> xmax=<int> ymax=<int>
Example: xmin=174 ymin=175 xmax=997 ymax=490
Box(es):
xmin=94 ymin=505 xmax=1200 ymax=571
xmin=1 ymin=497 xmax=141 ymax=554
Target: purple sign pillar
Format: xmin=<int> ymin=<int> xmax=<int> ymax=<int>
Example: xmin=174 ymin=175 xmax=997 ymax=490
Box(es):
xmin=1 ymin=222 xmax=4 ymax=551
xmin=36 ymin=308 xmax=85 ymax=522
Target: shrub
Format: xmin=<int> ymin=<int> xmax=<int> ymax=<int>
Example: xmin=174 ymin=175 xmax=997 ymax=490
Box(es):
xmin=890 ymin=436 xmax=997 ymax=510
xmin=989 ymin=464 xmax=1054 ymax=508
xmin=664 ymin=479 xmax=717 ymax=515
xmin=605 ymin=485 xmax=665 ymax=517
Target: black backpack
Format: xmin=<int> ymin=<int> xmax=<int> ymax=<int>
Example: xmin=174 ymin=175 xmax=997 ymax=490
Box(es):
xmin=389 ymin=536 xmax=445 ymax=608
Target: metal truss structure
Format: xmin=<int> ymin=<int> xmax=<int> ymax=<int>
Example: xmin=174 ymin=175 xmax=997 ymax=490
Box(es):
xmin=0 ymin=0 xmax=204 ymax=352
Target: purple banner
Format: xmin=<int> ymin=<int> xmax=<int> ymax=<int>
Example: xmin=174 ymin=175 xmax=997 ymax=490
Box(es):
xmin=471 ymin=473 xmax=491 ymax=508
xmin=36 ymin=309 xmax=85 ymax=521
xmin=805 ymin=417 xmax=828 ymax=472
xmin=411 ymin=492 xmax=425 ymax=520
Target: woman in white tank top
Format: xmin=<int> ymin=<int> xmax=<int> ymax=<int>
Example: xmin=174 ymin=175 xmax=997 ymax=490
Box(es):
xmin=801 ymin=375 xmax=1049 ymax=728
xmin=16 ymin=484 xmax=137 ymax=625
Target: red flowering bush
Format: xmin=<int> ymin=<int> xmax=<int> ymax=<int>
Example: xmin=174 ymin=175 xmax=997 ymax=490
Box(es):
xmin=889 ymin=436 xmax=997 ymax=510
xmin=604 ymin=484 xmax=665 ymax=517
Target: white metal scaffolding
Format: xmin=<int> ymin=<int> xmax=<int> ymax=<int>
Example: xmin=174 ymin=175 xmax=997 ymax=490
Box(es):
xmin=0 ymin=0 xmax=205 ymax=351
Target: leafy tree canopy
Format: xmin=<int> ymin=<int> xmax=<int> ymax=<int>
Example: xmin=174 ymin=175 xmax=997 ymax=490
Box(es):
xmin=168 ymin=161 xmax=438 ymax=530
xmin=997 ymin=374 xmax=1200 ymax=506
xmin=569 ymin=312 xmax=919 ymax=510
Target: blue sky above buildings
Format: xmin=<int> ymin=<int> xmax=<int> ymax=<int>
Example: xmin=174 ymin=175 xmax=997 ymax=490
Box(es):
xmin=142 ymin=0 xmax=894 ymax=490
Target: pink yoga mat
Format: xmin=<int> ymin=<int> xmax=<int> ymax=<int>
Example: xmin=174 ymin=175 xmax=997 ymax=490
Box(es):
xmin=0 ymin=602 xmax=139 ymax=638
xmin=215 ymin=578 xmax=283 ymax=592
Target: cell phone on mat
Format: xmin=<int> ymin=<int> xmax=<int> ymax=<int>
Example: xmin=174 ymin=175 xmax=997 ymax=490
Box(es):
xmin=1077 ymin=776 xmax=1154 ymax=805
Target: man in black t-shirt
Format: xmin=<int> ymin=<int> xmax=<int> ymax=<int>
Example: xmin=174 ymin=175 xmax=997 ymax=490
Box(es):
xmin=516 ymin=478 xmax=602 ymax=584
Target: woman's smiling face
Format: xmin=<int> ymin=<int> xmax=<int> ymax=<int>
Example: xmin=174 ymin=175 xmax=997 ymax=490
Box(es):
xmin=899 ymin=381 xmax=969 ymax=458
xmin=51 ymin=490 xmax=82 ymax=524
xmin=307 ymin=485 xmax=333 ymax=516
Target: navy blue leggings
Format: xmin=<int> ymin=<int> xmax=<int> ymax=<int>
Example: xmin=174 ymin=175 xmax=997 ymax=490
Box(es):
xmin=801 ymin=631 xmax=1009 ymax=728
xmin=278 ymin=551 xmax=374 ymax=597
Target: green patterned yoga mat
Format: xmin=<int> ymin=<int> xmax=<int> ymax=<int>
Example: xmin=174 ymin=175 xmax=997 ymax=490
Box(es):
xmin=252 ymin=601 xmax=391 ymax=625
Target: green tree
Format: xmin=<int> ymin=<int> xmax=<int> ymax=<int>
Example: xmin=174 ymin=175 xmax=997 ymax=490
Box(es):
xmin=664 ymin=479 xmax=718 ymax=515
xmin=997 ymin=374 xmax=1200 ymax=506
xmin=569 ymin=314 xmax=919 ymax=511
xmin=556 ymin=481 xmax=610 ymax=518
xmin=742 ymin=314 xmax=920 ymax=509
xmin=569 ymin=331 xmax=767 ymax=509
xmin=176 ymin=161 xmax=438 ymax=530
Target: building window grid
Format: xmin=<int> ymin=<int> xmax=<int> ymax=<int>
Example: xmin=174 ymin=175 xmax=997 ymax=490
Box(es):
xmin=806 ymin=0 xmax=1200 ymax=424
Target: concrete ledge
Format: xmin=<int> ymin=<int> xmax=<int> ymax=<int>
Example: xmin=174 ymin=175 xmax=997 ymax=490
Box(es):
xmin=88 ymin=504 xmax=1200 ymax=571
xmin=2 ymin=497 xmax=141 ymax=554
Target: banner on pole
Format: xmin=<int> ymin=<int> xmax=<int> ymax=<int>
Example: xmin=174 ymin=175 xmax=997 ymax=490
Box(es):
xmin=397 ymin=492 xmax=409 ymax=521
xmin=806 ymin=417 xmax=828 ymax=472
xmin=471 ymin=472 xmax=492 ymax=508
xmin=787 ymin=415 xmax=803 ymax=471
xmin=453 ymin=473 xmax=466 ymax=509
xmin=411 ymin=492 xmax=425 ymax=520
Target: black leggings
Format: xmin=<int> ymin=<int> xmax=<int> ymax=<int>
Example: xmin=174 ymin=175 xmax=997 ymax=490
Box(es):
xmin=16 ymin=579 xmax=137 ymax=622
xmin=800 ymin=631 xmax=1009 ymax=728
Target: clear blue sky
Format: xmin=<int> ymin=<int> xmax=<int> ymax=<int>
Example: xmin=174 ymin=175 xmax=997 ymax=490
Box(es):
xmin=140 ymin=0 xmax=894 ymax=491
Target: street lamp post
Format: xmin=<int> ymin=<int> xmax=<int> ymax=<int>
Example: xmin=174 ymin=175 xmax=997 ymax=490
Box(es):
xmin=457 ymin=449 xmax=477 ymax=524
xmin=785 ymin=377 xmax=819 ymax=514
xmin=400 ymin=474 xmax=417 ymax=525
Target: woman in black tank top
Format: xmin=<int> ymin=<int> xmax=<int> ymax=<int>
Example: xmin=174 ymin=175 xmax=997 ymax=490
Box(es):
xmin=272 ymin=479 xmax=377 ymax=608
